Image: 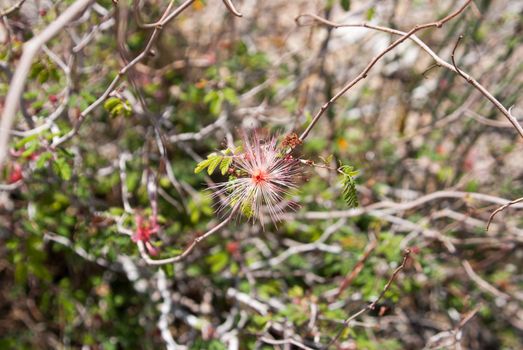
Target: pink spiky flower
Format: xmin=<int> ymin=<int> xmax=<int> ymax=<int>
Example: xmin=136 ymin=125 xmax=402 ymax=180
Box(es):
xmin=133 ymin=214 xmax=160 ymax=256
xmin=212 ymin=133 xmax=302 ymax=227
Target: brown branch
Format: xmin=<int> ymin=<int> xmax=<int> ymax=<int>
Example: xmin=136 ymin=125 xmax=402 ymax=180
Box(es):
xmin=451 ymin=34 xmax=470 ymax=82
xmin=295 ymin=190 xmax=523 ymax=221
xmin=51 ymin=0 xmax=244 ymax=148
xmin=296 ymin=14 xmax=523 ymax=137
xmin=334 ymin=235 xmax=377 ymax=298
xmin=425 ymin=305 xmax=481 ymax=349
xmin=296 ymin=0 xmax=474 ymax=142
xmin=136 ymin=207 xmax=238 ymax=265
xmin=324 ymin=249 xmax=411 ymax=349
xmin=486 ymin=197 xmax=523 ymax=232
xmin=450 ymin=35 xmax=523 ymax=138
xmin=222 ymin=0 xmax=242 ymax=17
xmin=260 ymin=337 xmax=314 ymax=350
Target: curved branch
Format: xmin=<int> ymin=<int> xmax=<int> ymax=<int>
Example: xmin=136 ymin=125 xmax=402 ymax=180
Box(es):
xmin=296 ymin=190 xmax=523 ymax=220
xmin=486 ymin=197 xmax=523 ymax=232
xmin=295 ymin=11 xmax=523 ymax=139
xmin=137 ymin=208 xmax=238 ymax=265
xmin=222 ymin=0 xmax=242 ymax=17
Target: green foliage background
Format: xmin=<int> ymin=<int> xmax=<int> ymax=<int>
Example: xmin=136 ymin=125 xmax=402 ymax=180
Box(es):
xmin=1 ymin=0 xmax=523 ymax=349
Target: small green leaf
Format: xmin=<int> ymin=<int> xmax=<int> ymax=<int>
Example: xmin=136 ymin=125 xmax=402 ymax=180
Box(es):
xmin=103 ymin=97 xmax=121 ymax=111
xmin=53 ymin=158 xmax=72 ymax=181
xmin=21 ymin=142 xmax=38 ymax=158
xmin=206 ymin=251 xmax=229 ymax=273
xmin=207 ymin=155 xmax=222 ymax=175
xmin=194 ymin=158 xmax=212 ymax=174
xmin=37 ymin=69 xmax=49 ymax=84
xmin=340 ymin=0 xmax=350 ymax=11
xmin=240 ymin=195 xmax=254 ymax=218
xmin=339 ymin=164 xmax=359 ymax=208
xmin=209 ymin=96 xmax=223 ymax=116
xmin=366 ymin=7 xmax=376 ymax=20
xmin=15 ymin=134 xmax=38 ymax=149
xmin=220 ymin=157 xmax=233 ymax=175
xmin=223 ymin=88 xmax=239 ymax=105
xmin=35 ymin=152 xmax=52 ymax=169
xmin=103 ymin=97 xmax=132 ymax=118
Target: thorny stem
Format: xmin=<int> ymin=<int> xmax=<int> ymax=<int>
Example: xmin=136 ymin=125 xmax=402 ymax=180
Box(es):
xmin=324 ymin=249 xmax=411 ymax=349
xmin=298 ymin=0 xmax=479 ymax=142
xmin=451 ymin=35 xmax=470 ymax=82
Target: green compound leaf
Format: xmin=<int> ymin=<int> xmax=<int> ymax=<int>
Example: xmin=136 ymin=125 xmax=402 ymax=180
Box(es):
xmin=194 ymin=157 xmax=212 ymax=174
xmin=194 ymin=148 xmax=235 ymax=175
xmin=339 ymin=164 xmax=359 ymax=208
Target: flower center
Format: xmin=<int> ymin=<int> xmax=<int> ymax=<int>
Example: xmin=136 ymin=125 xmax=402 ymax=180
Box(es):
xmin=252 ymin=169 xmax=268 ymax=185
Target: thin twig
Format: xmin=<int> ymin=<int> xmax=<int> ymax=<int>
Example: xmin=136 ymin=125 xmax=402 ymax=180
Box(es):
xmin=156 ymin=270 xmax=185 ymax=350
xmin=221 ymin=0 xmax=242 ymax=17
xmin=296 ymin=8 xmax=523 ymax=140
xmin=51 ymin=0 xmax=195 ymax=148
xmin=486 ymin=197 xmax=523 ymax=231
xmin=50 ymin=0 xmax=244 ymax=149
xmin=324 ymin=249 xmax=411 ymax=349
xmin=423 ymin=305 xmax=481 ymax=349
xmin=297 ymin=0 xmax=474 ymax=141
xmin=137 ymin=207 xmax=238 ymax=265
xmin=260 ymin=337 xmax=315 ymax=350
xmin=295 ymin=190 xmax=523 ymax=221
xmin=451 ymin=35 xmax=470 ymax=82
xmin=335 ymin=234 xmax=378 ymax=298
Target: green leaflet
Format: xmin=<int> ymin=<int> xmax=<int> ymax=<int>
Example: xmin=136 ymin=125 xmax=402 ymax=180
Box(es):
xmin=103 ymin=97 xmax=132 ymax=118
xmin=220 ymin=157 xmax=233 ymax=175
xmin=194 ymin=148 xmax=236 ymax=175
xmin=339 ymin=164 xmax=359 ymax=208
